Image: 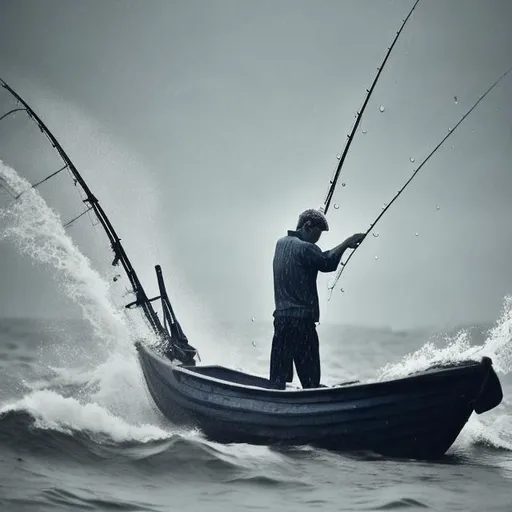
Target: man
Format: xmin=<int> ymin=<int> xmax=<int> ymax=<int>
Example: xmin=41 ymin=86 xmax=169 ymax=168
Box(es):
xmin=270 ymin=208 xmax=365 ymax=389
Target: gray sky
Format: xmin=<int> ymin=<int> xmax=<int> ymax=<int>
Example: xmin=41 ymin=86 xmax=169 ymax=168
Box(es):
xmin=0 ymin=0 xmax=511 ymax=330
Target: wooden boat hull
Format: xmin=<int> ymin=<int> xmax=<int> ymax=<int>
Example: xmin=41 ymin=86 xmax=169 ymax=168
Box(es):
xmin=136 ymin=342 xmax=502 ymax=459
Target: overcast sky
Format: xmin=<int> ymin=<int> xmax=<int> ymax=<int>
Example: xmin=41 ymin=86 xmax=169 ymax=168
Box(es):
xmin=0 ymin=0 xmax=511 ymax=331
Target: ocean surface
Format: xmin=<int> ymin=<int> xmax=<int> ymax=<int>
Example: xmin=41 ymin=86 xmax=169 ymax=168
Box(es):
xmin=1 ymin=315 xmax=512 ymax=512
xmin=1 ymin=162 xmax=512 ymax=511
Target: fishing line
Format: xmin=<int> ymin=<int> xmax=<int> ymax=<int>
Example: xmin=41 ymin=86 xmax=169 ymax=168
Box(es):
xmin=327 ymin=64 xmax=512 ymax=298
xmin=321 ymin=0 xmax=421 ymax=215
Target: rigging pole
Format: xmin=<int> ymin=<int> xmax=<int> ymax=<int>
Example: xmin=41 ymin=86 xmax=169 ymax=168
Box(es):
xmin=321 ymin=0 xmax=421 ymax=215
xmin=326 ymin=64 xmax=512 ymax=297
xmin=0 ymin=78 xmax=197 ymax=365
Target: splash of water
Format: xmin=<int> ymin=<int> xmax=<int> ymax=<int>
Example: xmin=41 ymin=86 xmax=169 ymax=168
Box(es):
xmin=0 ymin=160 xmax=131 ymax=349
xmin=377 ymin=295 xmax=512 ymax=381
xmin=478 ymin=295 xmax=512 ymax=374
xmin=454 ymin=414 xmax=512 ymax=452
xmin=0 ymin=160 xmax=167 ymax=436
xmin=0 ymin=390 xmax=172 ymax=444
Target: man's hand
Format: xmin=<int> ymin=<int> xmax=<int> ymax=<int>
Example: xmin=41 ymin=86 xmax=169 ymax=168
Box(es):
xmin=345 ymin=233 xmax=366 ymax=249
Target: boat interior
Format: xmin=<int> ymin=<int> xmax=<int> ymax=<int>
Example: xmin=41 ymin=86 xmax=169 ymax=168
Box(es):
xmin=183 ymin=364 xmax=359 ymax=389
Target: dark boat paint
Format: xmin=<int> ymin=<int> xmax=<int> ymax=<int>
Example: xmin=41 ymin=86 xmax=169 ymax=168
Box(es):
xmin=135 ymin=342 xmax=503 ymax=459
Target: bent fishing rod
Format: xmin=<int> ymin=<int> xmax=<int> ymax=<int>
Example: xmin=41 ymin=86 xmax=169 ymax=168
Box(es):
xmin=320 ymin=0 xmax=421 ymax=215
xmin=327 ymin=63 xmax=512 ymax=298
xmin=0 ymin=77 xmax=197 ymax=364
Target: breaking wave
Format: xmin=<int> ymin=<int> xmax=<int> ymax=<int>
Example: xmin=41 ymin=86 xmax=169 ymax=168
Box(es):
xmin=377 ymin=295 xmax=512 ymax=381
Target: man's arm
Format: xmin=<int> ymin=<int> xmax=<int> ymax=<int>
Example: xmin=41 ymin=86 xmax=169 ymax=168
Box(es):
xmin=302 ymin=233 xmax=366 ymax=273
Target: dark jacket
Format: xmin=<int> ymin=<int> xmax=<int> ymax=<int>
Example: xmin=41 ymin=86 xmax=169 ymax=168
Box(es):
xmin=272 ymin=230 xmax=342 ymax=322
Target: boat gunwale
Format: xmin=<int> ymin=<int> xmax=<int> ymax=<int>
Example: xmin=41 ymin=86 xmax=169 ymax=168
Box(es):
xmin=136 ymin=341 xmax=488 ymax=397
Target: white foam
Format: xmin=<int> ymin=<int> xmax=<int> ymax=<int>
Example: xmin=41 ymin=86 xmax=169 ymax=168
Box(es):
xmin=0 ymin=389 xmax=173 ymax=443
xmin=377 ymin=295 xmax=512 ymax=381
xmin=454 ymin=413 xmax=512 ymax=452
xmin=0 ymin=160 xmax=129 ymax=348
xmin=0 ymin=161 xmax=168 ymax=438
xmin=376 ymin=331 xmax=479 ymax=381
xmin=478 ymin=295 xmax=512 ymax=374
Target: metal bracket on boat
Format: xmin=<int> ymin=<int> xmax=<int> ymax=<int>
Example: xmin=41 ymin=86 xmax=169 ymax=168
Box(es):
xmin=154 ymin=264 xmax=199 ymax=365
xmin=123 ymin=263 xmax=199 ymax=364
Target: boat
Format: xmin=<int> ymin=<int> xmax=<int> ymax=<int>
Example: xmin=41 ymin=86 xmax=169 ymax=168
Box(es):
xmin=132 ymin=254 xmax=503 ymax=460
xmin=135 ymin=339 xmax=502 ymax=459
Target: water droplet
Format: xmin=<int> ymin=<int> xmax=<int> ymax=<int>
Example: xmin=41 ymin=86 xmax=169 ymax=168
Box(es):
xmin=340 ymin=288 xmax=345 ymax=293
xmin=251 ymin=316 xmax=255 ymax=322
xmin=336 ymin=153 xmax=341 ymax=160
xmin=454 ymin=96 xmax=458 ymax=104
xmin=410 ymin=157 xmax=415 ymax=163
xmin=415 ymin=232 xmax=419 ymax=237
xmin=382 ymin=202 xmax=388 ymax=210
xmin=372 ymin=233 xmax=379 ymax=238
xmin=362 ymin=129 xmax=367 ymax=134
xmin=341 ymin=182 xmax=346 ymax=187
xmin=252 ymin=341 xmax=256 ymax=347
xmin=379 ymin=105 xmax=385 ymax=113
xmin=436 ymin=205 xmax=440 ymax=211
xmin=334 ymin=203 xmax=340 ymax=209
xmin=374 ymin=255 xmax=379 ymax=260
xmin=448 ymin=127 xmax=452 ymax=132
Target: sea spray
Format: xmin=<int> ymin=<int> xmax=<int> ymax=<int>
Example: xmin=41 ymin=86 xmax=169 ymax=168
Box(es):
xmin=0 ymin=390 xmax=173 ymax=444
xmin=374 ymin=295 xmax=512 ymax=452
xmin=0 ymin=160 xmax=131 ymax=350
xmin=0 ymin=160 xmax=167 ymax=433
xmin=376 ymin=330 xmax=477 ymax=381
xmin=454 ymin=413 xmax=512 ymax=453
xmin=478 ymin=295 xmax=512 ymax=374
xmin=376 ymin=295 xmax=512 ymax=381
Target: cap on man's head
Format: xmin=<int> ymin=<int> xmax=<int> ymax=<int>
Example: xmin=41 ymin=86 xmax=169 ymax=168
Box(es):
xmin=296 ymin=209 xmax=329 ymax=231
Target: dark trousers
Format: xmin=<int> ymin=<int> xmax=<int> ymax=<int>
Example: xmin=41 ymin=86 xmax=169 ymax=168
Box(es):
xmin=269 ymin=316 xmax=320 ymax=389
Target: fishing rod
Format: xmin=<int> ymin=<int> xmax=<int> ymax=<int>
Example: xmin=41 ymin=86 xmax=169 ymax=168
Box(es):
xmin=0 ymin=78 xmax=198 ymax=364
xmin=321 ymin=0 xmax=421 ymax=215
xmin=327 ymin=64 xmax=512 ymax=298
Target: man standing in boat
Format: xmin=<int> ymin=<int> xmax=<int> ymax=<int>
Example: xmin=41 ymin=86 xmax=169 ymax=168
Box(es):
xmin=270 ymin=209 xmax=365 ymax=389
